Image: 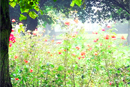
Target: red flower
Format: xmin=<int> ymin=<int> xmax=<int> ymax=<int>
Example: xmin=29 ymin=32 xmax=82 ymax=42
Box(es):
xmin=30 ymin=69 xmax=33 ymax=73
xmin=82 ymin=56 xmax=85 ymax=58
xmin=78 ymin=57 xmax=81 ymax=59
xmin=65 ymin=22 xmax=70 ymax=26
xmin=56 ymin=41 xmax=62 ymax=44
xmin=45 ymin=39 xmax=47 ymax=42
xmin=94 ymin=52 xmax=98 ymax=56
xmin=104 ymin=35 xmax=109 ymax=39
xmin=95 ymin=32 xmax=98 ymax=34
xmin=109 ymin=82 xmax=112 ymax=85
xmin=58 ymin=52 xmax=62 ymax=54
xmin=9 ymin=43 xmax=12 ymax=47
xmin=12 ymin=19 xmax=16 ymax=22
xmin=81 ymin=52 xmax=85 ymax=56
xmin=15 ymin=55 xmax=18 ymax=59
xmin=99 ymin=43 xmax=102 ymax=46
xmin=72 ymin=53 xmax=76 ymax=56
xmin=88 ymin=47 xmax=92 ymax=51
xmin=76 ymin=46 xmax=80 ymax=50
xmin=24 ymin=60 xmax=28 ymax=63
xmin=64 ymin=49 xmax=66 ymax=51
xmin=74 ymin=19 xmax=78 ymax=23
xmin=121 ymin=36 xmax=125 ymax=40
xmin=15 ymin=78 xmax=19 ymax=80
xmin=111 ymin=35 xmax=116 ymax=40
xmin=107 ymin=25 xmax=111 ymax=28
xmin=48 ymin=51 xmax=50 ymax=53
xmin=11 ymin=29 xmax=14 ymax=32
xmin=94 ymin=38 xmax=98 ymax=42
xmin=102 ymin=29 xmax=105 ymax=31
xmin=111 ymin=35 xmax=116 ymax=38
xmin=108 ymin=45 xmax=111 ymax=48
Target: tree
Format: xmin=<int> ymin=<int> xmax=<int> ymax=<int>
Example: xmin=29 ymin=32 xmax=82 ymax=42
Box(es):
xmin=0 ymin=0 xmax=81 ymax=86
xmin=0 ymin=0 xmax=12 ymax=86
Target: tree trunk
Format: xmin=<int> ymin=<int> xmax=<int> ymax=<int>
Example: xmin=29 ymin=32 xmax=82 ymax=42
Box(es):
xmin=0 ymin=0 xmax=12 ymax=87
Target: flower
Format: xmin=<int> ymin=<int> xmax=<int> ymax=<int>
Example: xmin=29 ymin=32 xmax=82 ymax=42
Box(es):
xmin=88 ymin=47 xmax=92 ymax=51
xmin=78 ymin=57 xmax=81 ymax=59
xmin=15 ymin=55 xmax=18 ymax=59
xmin=74 ymin=19 xmax=78 ymax=23
xmin=19 ymin=22 xmax=23 ymax=26
xmin=109 ymin=82 xmax=112 ymax=85
xmin=65 ymin=22 xmax=70 ymax=26
xmin=121 ymin=36 xmax=125 ymax=40
xmin=56 ymin=41 xmax=62 ymax=44
xmin=12 ymin=19 xmax=16 ymax=22
xmin=81 ymin=52 xmax=85 ymax=56
xmin=94 ymin=52 xmax=98 ymax=56
xmin=107 ymin=25 xmax=111 ymax=28
xmin=76 ymin=46 xmax=80 ymax=50
xmin=9 ymin=33 xmax=16 ymax=43
xmin=99 ymin=43 xmax=102 ymax=46
xmin=111 ymin=35 xmax=116 ymax=40
xmin=108 ymin=45 xmax=111 ymax=48
xmin=102 ymin=29 xmax=105 ymax=31
xmin=9 ymin=43 xmax=12 ymax=47
xmin=72 ymin=53 xmax=76 ymax=56
xmin=11 ymin=29 xmax=14 ymax=32
xmin=64 ymin=49 xmax=66 ymax=51
xmin=51 ymin=39 xmax=54 ymax=42
xmin=44 ymin=39 xmax=47 ymax=42
xmin=30 ymin=69 xmax=33 ymax=73
xmin=82 ymin=56 xmax=85 ymax=58
xmin=24 ymin=60 xmax=28 ymax=63
xmin=104 ymin=35 xmax=109 ymax=40
xmin=15 ymin=78 xmax=19 ymax=80
xmin=48 ymin=51 xmax=50 ymax=53
xmin=58 ymin=52 xmax=61 ymax=54
xmin=93 ymin=32 xmax=98 ymax=34
xmin=94 ymin=38 xmax=98 ymax=42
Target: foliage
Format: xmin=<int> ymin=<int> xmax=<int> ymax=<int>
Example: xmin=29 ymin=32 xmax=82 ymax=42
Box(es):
xmin=9 ymin=19 xmax=130 ymax=87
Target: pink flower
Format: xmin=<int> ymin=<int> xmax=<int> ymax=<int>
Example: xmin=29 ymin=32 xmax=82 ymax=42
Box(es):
xmin=30 ymin=69 xmax=33 ymax=73
xmin=104 ymin=35 xmax=109 ymax=40
xmin=9 ymin=34 xmax=16 ymax=43
xmin=81 ymin=52 xmax=85 ymax=56
xmin=56 ymin=41 xmax=62 ymax=44
xmin=107 ymin=25 xmax=111 ymax=28
xmin=65 ymin=22 xmax=70 ymax=26
xmin=102 ymin=29 xmax=105 ymax=31
xmin=9 ymin=43 xmax=12 ymax=47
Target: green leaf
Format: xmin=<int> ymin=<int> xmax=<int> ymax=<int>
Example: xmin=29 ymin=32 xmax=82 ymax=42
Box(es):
xmin=19 ymin=14 xmax=27 ymax=21
xmin=29 ymin=11 xmax=38 ymax=19
xmin=34 ymin=6 xmax=39 ymax=11
xmin=57 ymin=65 xmax=64 ymax=71
xmin=70 ymin=1 xmax=75 ymax=7
xmin=53 ymin=0 xmax=57 ymax=2
xmin=40 ymin=10 xmax=43 ymax=15
xmin=75 ymin=0 xmax=82 ymax=7
xmin=10 ymin=2 xmax=16 ymax=8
